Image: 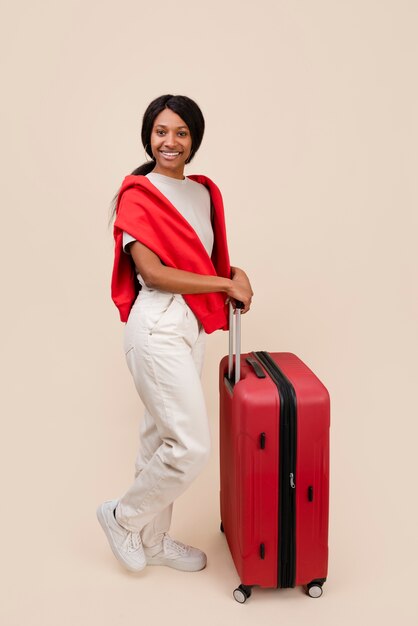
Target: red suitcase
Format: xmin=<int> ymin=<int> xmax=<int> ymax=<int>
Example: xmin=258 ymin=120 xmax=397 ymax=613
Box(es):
xmin=219 ymin=303 xmax=330 ymax=603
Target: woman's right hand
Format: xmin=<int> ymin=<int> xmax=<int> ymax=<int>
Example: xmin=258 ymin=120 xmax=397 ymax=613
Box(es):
xmin=226 ymin=268 xmax=254 ymax=314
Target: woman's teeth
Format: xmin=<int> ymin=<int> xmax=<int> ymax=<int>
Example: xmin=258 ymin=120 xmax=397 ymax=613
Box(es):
xmin=160 ymin=151 xmax=181 ymax=159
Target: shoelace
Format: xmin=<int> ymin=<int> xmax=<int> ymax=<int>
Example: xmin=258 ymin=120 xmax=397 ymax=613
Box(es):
xmin=122 ymin=531 xmax=141 ymax=553
xmin=164 ymin=535 xmax=189 ymax=556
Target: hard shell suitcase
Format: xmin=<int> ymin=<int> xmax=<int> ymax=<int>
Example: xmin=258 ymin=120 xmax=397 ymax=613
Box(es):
xmin=219 ymin=303 xmax=330 ymax=603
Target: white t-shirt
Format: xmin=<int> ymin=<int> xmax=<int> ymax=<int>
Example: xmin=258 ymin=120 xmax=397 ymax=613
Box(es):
xmin=122 ymin=172 xmax=214 ymax=289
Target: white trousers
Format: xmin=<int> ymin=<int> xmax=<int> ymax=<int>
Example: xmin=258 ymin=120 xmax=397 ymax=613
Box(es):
xmin=115 ymin=288 xmax=209 ymax=553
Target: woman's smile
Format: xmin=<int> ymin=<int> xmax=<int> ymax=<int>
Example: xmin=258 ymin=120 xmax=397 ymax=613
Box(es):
xmin=160 ymin=151 xmax=182 ymax=160
xmin=150 ymin=108 xmax=192 ymax=178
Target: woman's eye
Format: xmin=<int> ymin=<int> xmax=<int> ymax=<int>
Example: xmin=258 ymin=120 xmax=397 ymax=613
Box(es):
xmin=156 ymin=130 xmax=188 ymax=136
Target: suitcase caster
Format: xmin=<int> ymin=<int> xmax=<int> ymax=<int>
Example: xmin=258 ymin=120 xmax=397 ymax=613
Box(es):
xmin=220 ymin=521 xmax=224 ymax=533
xmin=233 ymin=584 xmax=252 ymax=603
xmin=307 ymin=582 xmax=323 ymax=598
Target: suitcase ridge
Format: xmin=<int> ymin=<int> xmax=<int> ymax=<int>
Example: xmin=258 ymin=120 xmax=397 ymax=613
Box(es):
xmin=252 ymin=351 xmax=297 ymax=588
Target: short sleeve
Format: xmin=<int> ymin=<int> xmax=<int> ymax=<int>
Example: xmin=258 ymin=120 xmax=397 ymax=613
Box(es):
xmin=122 ymin=231 xmax=137 ymax=254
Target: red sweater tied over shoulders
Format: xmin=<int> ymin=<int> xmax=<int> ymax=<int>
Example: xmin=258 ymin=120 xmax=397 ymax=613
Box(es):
xmin=111 ymin=174 xmax=231 ymax=334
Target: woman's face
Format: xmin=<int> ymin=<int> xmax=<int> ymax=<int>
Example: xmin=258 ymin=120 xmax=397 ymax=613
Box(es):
xmin=149 ymin=108 xmax=193 ymax=179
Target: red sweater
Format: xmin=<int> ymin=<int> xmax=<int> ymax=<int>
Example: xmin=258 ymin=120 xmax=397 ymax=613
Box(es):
xmin=111 ymin=174 xmax=232 ymax=334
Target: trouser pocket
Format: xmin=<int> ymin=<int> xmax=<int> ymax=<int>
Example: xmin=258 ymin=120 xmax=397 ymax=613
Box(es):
xmin=147 ymin=294 xmax=177 ymax=335
xmin=123 ymin=292 xmax=188 ymax=356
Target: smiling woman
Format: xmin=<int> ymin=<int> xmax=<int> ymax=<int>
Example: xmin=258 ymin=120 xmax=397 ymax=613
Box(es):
xmin=108 ymin=94 xmax=206 ymax=223
xmin=151 ymin=112 xmax=193 ymax=175
xmin=99 ymin=94 xmax=253 ymax=577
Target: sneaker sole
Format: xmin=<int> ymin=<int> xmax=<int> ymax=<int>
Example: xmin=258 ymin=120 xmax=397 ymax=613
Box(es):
xmin=145 ymin=556 xmax=207 ymax=572
xmin=96 ymin=504 xmax=146 ymax=573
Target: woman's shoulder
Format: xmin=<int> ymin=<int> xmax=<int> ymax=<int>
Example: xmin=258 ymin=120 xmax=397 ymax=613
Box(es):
xmin=117 ymin=174 xmax=153 ymax=200
xmin=187 ymin=173 xmax=221 ymax=192
xmin=120 ymin=173 xmax=150 ymax=188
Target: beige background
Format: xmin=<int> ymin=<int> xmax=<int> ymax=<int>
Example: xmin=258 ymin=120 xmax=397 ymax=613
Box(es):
xmin=1 ymin=0 xmax=417 ymax=624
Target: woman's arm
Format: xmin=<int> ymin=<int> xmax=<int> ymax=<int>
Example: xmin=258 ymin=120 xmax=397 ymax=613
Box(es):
xmin=129 ymin=241 xmax=253 ymax=311
xmin=129 ymin=240 xmax=232 ymax=295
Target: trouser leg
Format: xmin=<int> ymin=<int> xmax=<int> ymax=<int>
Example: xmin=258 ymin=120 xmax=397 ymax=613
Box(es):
xmin=136 ymin=324 xmax=207 ymax=549
xmin=115 ymin=294 xmax=209 ymax=535
xmin=133 ymin=408 xmax=173 ymax=549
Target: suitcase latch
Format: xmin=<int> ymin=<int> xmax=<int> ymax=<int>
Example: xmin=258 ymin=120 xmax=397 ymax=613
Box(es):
xmin=289 ymin=473 xmax=295 ymax=489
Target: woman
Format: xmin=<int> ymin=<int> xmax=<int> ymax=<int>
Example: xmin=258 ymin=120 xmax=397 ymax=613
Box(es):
xmin=97 ymin=94 xmax=253 ymax=574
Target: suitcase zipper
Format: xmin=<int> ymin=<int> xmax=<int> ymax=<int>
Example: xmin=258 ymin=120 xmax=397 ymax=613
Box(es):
xmin=252 ymin=351 xmax=297 ymax=589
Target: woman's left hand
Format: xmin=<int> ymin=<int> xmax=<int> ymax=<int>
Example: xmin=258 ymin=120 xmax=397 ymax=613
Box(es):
xmin=227 ymin=266 xmax=254 ymax=313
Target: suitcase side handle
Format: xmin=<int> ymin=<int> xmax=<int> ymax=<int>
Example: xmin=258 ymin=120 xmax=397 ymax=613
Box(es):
xmin=228 ymin=299 xmax=244 ymax=384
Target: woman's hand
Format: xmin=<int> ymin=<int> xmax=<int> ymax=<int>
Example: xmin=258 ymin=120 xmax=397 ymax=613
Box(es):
xmin=226 ymin=266 xmax=254 ymax=314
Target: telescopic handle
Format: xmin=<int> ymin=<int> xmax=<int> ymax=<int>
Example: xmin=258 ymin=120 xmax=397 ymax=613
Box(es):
xmin=228 ymin=300 xmax=244 ymax=384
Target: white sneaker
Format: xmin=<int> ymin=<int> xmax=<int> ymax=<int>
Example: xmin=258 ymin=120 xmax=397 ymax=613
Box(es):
xmin=96 ymin=499 xmax=146 ymax=572
xmin=144 ymin=533 xmax=207 ymax=572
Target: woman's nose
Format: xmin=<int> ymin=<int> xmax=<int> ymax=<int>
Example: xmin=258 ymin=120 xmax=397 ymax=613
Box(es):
xmin=164 ymin=133 xmax=178 ymax=147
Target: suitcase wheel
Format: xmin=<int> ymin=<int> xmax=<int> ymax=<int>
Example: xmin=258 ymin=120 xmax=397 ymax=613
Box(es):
xmin=220 ymin=521 xmax=224 ymax=533
xmin=233 ymin=584 xmax=252 ymax=603
xmin=307 ymin=583 xmax=323 ymax=598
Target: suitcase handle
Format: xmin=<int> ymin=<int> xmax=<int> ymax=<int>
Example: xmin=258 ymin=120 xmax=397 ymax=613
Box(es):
xmin=228 ymin=299 xmax=244 ymax=384
xmin=245 ymin=357 xmax=266 ymax=379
